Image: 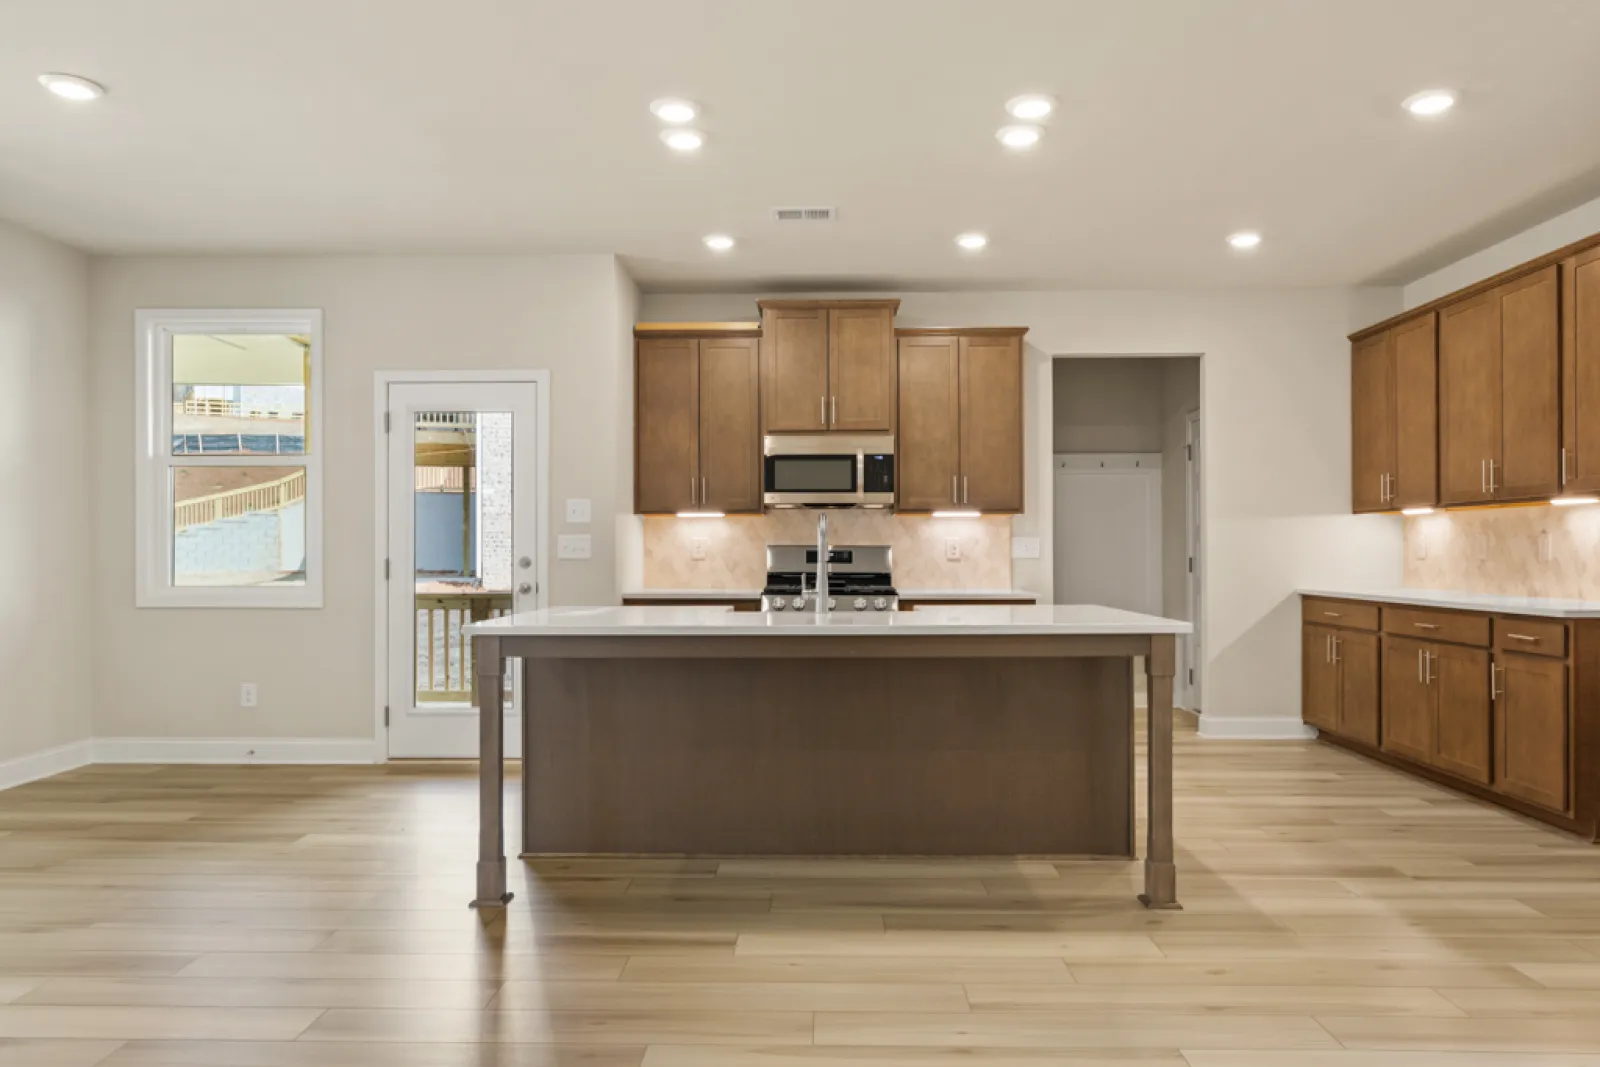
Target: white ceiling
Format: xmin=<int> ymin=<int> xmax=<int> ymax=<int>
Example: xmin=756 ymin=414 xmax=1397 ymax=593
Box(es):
xmin=5 ymin=0 xmax=1600 ymax=291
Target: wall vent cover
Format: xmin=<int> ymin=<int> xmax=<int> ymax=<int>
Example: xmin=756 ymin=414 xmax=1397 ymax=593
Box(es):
xmin=772 ymin=206 xmax=837 ymax=222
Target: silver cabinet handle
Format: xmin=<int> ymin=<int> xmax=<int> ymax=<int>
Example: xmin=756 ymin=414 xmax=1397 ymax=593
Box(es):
xmin=831 ymin=396 xmax=837 ymax=425
xmin=820 ymin=396 xmax=826 ymax=425
xmin=1413 ymin=622 xmax=1439 ymax=630
xmin=1326 ymin=634 xmax=1332 ymax=664
xmin=1562 ymin=447 xmax=1569 ymax=485
xmin=1323 ymin=611 xmax=1343 ymax=618
xmin=1481 ymin=458 xmax=1488 ymax=495
xmin=952 ymin=475 xmax=958 ymax=504
xmin=702 ymin=477 xmax=707 ymax=505
xmin=1424 ymin=650 xmax=1434 ymax=685
xmin=1331 ymin=635 xmax=1340 ymax=665
xmin=963 ymin=476 xmax=969 ymax=504
xmin=1505 ymin=632 xmax=1540 ymax=643
xmin=1490 ymin=662 xmax=1503 ymax=700
xmin=1488 ymin=459 xmax=1498 ymax=494
xmin=690 ymin=476 xmax=697 ymax=505
xmin=1417 ymin=648 xmax=1424 ymax=683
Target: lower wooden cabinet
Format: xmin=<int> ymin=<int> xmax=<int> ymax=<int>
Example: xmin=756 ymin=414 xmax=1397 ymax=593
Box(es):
xmin=1303 ymin=597 xmax=1595 ymax=841
xmin=1494 ymin=652 xmax=1570 ymax=812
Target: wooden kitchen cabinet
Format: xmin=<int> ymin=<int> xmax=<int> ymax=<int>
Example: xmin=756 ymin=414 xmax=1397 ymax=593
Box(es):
xmin=634 ymin=330 xmax=760 ymax=514
xmin=1350 ymin=314 xmax=1437 ymax=512
xmin=1381 ymin=635 xmax=1434 ymax=765
xmin=896 ymin=328 xmax=1027 ymax=513
xmin=1338 ymin=630 xmax=1380 ymax=747
xmin=1562 ymin=245 xmax=1600 ymax=494
xmin=1494 ymin=651 xmax=1570 ymax=813
xmin=1432 ymin=642 xmax=1492 ymax=784
xmin=1303 ymin=624 xmax=1341 ymax=733
xmin=1299 ymin=607 xmax=1379 ymax=746
xmin=759 ymin=300 xmax=898 ymax=434
xmin=1437 ymin=267 xmax=1561 ymax=505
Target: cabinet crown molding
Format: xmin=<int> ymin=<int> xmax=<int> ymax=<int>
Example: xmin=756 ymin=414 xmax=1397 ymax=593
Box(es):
xmin=756 ymin=298 xmax=902 ymax=312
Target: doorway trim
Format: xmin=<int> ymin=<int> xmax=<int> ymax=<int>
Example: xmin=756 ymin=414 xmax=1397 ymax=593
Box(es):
xmin=1183 ymin=407 xmax=1202 ymax=712
xmin=371 ymin=370 xmax=551 ymax=757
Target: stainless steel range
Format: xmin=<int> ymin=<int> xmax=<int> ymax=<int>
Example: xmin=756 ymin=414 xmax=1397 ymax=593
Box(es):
xmin=761 ymin=544 xmax=898 ymax=613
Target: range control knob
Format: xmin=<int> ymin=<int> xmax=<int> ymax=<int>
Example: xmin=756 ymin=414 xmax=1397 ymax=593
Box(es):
xmin=827 ymin=597 xmax=837 ymax=610
xmin=791 ymin=597 xmax=805 ymax=610
xmin=770 ymin=598 xmax=784 ymax=611
xmin=873 ymin=597 xmax=889 ymax=611
xmin=853 ymin=598 xmax=867 ymax=611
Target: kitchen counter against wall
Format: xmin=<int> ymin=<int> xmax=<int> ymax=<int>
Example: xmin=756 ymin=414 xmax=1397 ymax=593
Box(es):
xmin=1298 ymin=586 xmax=1600 ymax=618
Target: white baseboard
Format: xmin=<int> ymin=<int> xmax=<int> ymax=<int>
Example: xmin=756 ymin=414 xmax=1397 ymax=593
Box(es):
xmin=0 ymin=739 xmax=95 ymax=791
xmin=1196 ymin=715 xmax=1317 ymax=741
xmin=91 ymin=738 xmax=381 ymax=765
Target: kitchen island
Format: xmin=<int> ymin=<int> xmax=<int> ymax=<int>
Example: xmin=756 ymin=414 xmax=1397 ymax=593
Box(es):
xmin=466 ymin=604 xmax=1191 ymax=910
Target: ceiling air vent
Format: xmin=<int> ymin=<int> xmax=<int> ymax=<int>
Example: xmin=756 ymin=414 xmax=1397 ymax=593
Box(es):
xmin=772 ymin=206 xmax=837 ymax=223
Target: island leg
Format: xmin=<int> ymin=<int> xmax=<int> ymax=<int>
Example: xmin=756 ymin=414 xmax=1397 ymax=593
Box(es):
xmin=470 ymin=635 xmax=514 ymax=909
xmin=1139 ymin=634 xmax=1180 ymax=909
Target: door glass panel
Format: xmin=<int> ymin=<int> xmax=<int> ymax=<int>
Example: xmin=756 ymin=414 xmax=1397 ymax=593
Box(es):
xmin=172 ymin=466 xmax=307 ymax=586
xmin=412 ymin=411 xmax=513 ymax=707
xmin=172 ymin=334 xmax=309 ymax=455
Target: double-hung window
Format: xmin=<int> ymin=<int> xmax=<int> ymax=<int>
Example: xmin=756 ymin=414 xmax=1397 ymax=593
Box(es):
xmin=135 ymin=309 xmax=324 ymax=607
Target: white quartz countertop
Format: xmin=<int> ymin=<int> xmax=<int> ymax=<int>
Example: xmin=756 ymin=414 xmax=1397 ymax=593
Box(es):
xmin=467 ymin=604 xmax=1191 ymax=637
xmin=621 ymin=589 xmax=760 ymax=600
xmin=899 ymin=589 xmax=1039 ymax=601
xmin=1299 ymin=587 xmax=1600 ymax=619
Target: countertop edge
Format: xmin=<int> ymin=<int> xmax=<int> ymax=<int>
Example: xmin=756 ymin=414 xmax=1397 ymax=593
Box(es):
xmin=1298 ymin=588 xmax=1600 ymax=619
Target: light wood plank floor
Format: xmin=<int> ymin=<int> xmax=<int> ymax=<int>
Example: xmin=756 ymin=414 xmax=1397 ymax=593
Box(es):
xmin=3 ymin=714 xmax=1600 ymax=1066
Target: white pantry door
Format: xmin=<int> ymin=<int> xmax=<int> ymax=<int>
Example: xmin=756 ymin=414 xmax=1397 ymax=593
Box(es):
xmin=386 ymin=382 xmax=540 ymax=758
xmin=1052 ymin=453 xmax=1163 ymax=615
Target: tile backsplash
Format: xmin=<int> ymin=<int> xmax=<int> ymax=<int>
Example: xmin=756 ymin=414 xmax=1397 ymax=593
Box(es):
xmin=642 ymin=513 xmax=1013 ymax=590
xmin=1405 ymin=504 xmax=1600 ymax=598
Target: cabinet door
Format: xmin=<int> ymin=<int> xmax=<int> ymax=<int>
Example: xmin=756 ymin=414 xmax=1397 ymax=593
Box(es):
xmin=1563 ymin=248 xmax=1600 ymax=494
xmin=635 ymin=339 xmax=699 ymax=514
xmin=828 ymin=307 xmax=895 ymax=432
xmin=697 ymin=337 xmax=761 ymax=513
xmin=957 ymin=335 xmax=1024 ymax=512
xmin=1392 ymin=314 xmax=1439 ymax=509
xmin=1302 ymin=625 xmax=1340 ymax=733
xmin=761 ymin=307 xmax=829 ymax=433
xmin=1497 ymin=267 xmax=1561 ymax=500
xmin=1438 ymin=291 xmax=1502 ymax=505
xmin=1432 ymin=643 xmax=1492 ymax=784
xmin=896 ymin=336 xmax=961 ymax=512
xmin=1337 ymin=630 xmax=1381 ymax=747
xmin=1494 ymin=652 xmax=1569 ymax=812
xmin=1381 ymin=636 xmax=1433 ymax=764
xmin=1351 ymin=332 xmax=1395 ymax=512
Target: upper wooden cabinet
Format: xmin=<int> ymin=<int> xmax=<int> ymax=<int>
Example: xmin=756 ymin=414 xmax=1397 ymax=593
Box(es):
xmin=1351 ymin=315 xmax=1436 ymax=512
xmin=896 ymin=329 xmax=1026 ymax=513
xmin=1563 ymin=245 xmax=1600 ymax=494
xmin=759 ymin=300 xmax=897 ymax=434
xmin=634 ymin=330 xmax=760 ymax=514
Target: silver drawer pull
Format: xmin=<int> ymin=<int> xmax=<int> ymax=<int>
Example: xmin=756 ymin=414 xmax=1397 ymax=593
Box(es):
xmin=1322 ymin=611 xmax=1343 ymax=618
xmin=1412 ymin=622 xmax=1440 ymax=630
xmin=1505 ymin=633 xmax=1541 ymax=642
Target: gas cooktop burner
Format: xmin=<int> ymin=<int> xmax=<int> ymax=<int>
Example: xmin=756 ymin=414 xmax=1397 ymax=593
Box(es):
xmin=760 ymin=544 xmax=898 ymax=613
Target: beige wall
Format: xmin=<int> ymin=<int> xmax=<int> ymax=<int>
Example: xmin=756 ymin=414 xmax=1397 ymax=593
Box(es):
xmin=642 ymin=288 xmax=1404 ymax=728
xmin=1404 ymin=192 xmax=1600 ymax=308
xmin=0 ymin=219 xmax=92 ymax=770
xmin=1405 ymin=504 xmax=1600 ymax=599
xmin=89 ymin=254 xmax=635 ymax=743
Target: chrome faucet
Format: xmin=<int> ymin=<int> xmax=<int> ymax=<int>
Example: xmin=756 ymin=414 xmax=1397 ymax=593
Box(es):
xmin=814 ymin=511 xmax=830 ymax=616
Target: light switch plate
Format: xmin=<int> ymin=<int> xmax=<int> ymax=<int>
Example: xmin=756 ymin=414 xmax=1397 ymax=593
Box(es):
xmin=1011 ymin=536 xmax=1041 ymax=559
xmin=557 ymin=534 xmax=592 ymax=560
xmin=564 ymin=498 xmax=592 ymax=524
xmin=945 ymin=537 xmax=961 ymax=561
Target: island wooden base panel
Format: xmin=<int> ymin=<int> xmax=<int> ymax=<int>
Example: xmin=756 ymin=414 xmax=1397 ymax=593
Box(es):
xmin=9 ymin=715 xmax=1600 ymax=1063
xmin=523 ymin=656 xmax=1135 ymax=857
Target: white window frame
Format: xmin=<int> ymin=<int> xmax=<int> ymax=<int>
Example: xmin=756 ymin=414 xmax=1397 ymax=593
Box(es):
xmin=134 ymin=308 xmax=324 ymax=608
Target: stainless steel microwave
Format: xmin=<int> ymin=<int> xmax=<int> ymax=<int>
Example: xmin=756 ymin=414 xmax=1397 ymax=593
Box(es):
xmin=763 ymin=434 xmax=895 ymax=508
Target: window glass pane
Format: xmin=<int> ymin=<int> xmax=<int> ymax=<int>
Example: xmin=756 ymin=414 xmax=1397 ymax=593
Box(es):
xmin=412 ymin=411 xmax=513 ymax=707
xmin=171 ymin=334 xmax=308 ymax=456
xmin=173 ymin=466 xmax=307 ymax=587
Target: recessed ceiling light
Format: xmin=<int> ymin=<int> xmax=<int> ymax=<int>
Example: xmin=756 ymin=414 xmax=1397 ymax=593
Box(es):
xmin=650 ymin=98 xmax=698 ymax=124
xmin=955 ymin=233 xmax=988 ymax=251
xmin=996 ymin=125 xmax=1042 ymax=149
xmin=1227 ymin=230 xmax=1262 ymax=250
xmin=1005 ymin=94 xmax=1055 ymax=120
xmin=703 ymin=234 xmax=734 ymax=251
xmin=38 ymin=73 xmax=105 ymax=101
xmin=1402 ymin=89 xmax=1456 ymax=117
xmin=660 ymin=129 xmax=704 ymax=152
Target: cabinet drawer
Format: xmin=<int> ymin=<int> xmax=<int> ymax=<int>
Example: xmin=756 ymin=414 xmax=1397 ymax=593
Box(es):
xmin=1302 ymin=598 xmax=1379 ymax=630
xmin=1382 ymin=606 xmax=1490 ymax=646
xmin=1494 ymin=616 xmax=1568 ymax=658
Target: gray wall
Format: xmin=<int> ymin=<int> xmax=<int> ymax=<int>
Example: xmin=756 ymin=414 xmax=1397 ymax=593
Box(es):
xmin=1052 ymin=358 xmax=1167 ymax=453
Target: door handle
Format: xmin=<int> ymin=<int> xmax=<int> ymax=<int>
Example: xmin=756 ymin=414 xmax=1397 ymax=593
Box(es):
xmin=1417 ymin=648 xmax=1424 ymax=683
xmin=1331 ymin=635 xmax=1340 ymax=665
xmin=820 ymin=396 xmax=826 ymax=425
xmin=1488 ymin=459 xmax=1498 ymax=494
xmin=831 ymin=396 xmax=837 ymax=425
xmin=953 ymin=475 xmax=958 ymax=504
xmin=1490 ymin=662 xmax=1503 ymax=700
xmin=690 ymin=476 xmax=697 ymax=505
xmin=1562 ymin=447 xmax=1569 ymax=485
xmin=1424 ymin=650 xmax=1434 ymax=685
xmin=517 ymin=582 xmax=532 ymax=596
xmin=963 ymin=476 xmax=969 ymax=505
xmin=1412 ymin=622 xmax=1439 ymax=630
xmin=702 ymin=477 xmax=707 ymax=505
xmin=1481 ymin=458 xmax=1488 ymax=495
xmin=1326 ymin=634 xmax=1332 ymax=664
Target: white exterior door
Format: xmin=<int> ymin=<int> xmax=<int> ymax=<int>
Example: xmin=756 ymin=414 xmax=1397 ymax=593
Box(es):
xmin=386 ymin=382 xmax=540 ymax=758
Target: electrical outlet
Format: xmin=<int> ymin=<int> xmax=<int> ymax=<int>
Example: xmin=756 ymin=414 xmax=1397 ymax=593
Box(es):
xmin=945 ymin=537 xmax=961 ymax=561
xmin=239 ymin=683 xmax=258 ymax=708
xmin=1011 ymin=536 xmax=1041 ymax=559
xmin=690 ymin=537 xmax=707 ymax=561
xmin=557 ymin=534 xmax=592 ymax=560
xmin=565 ymin=498 xmax=592 ymax=524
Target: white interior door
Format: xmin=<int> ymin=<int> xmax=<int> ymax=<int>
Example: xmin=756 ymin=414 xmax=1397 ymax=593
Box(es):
xmin=386 ymin=382 xmax=539 ymax=758
xmin=1053 ymin=454 xmax=1162 ymax=615
xmin=1185 ymin=410 xmax=1203 ymax=711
